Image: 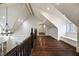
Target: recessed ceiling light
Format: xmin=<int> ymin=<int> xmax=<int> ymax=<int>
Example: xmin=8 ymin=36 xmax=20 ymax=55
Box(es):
xmin=18 ymin=19 xmax=24 ymax=23
xmin=47 ymin=7 xmax=50 ymax=10
xmin=10 ymin=36 xmax=14 ymax=39
xmin=2 ymin=16 xmax=5 ymax=19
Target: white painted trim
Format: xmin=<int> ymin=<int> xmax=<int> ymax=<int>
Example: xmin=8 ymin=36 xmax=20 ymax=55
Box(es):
xmin=60 ymin=36 xmax=77 ymax=48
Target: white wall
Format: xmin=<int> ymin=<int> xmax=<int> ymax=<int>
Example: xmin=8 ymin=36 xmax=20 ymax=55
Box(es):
xmin=12 ymin=16 xmax=41 ymax=47
xmin=46 ymin=27 xmax=58 ymax=39
xmin=61 ymin=21 xmax=77 ymax=48
xmin=39 ymin=24 xmax=46 ymax=33
xmin=32 ymin=5 xmax=67 ymax=40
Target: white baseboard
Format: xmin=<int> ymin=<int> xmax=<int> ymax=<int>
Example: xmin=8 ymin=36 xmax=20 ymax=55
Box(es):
xmin=60 ymin=36 xmax=77 ymax=48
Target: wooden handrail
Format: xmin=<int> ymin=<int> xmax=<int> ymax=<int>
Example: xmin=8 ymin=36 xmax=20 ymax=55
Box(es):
xmin=5 ymin=28 xmax=37 ymax=56
xmin=5 ymin=37 xmax=33 ymax=56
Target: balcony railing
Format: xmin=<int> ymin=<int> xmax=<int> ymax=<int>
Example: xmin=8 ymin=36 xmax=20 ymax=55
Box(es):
xmin=5 ymin=28 xmax=37 ymax=56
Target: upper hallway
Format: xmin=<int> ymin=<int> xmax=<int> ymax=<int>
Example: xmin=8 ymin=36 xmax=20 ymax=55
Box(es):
xmin=0 ymin=3 xmax=79 ymax=56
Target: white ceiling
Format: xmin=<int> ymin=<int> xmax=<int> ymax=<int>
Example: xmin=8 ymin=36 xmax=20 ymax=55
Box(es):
xmin=31 ymin=3 xmax=68 ymax=29
xmin=52 ymin=3 xmax=79 ymax=26
xmin=0 ymin=3 xmax=56 ymax=32
xmin=1 ymin=3 xmax=78 ymax=32
xmin=0 ymin=3 xmax=78 ymax=37
xmin=31 ymin=3 xmax=57 ymax=29
xmin=0 ymin=3 xmax=31 ymax=32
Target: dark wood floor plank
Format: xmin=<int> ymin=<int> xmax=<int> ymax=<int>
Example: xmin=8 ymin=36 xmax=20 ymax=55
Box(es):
xmin=32 ymin=36 xmax=78 ymax=56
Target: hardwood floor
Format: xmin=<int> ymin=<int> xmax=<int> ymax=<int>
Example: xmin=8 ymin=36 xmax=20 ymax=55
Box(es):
xmin=32 ymin=36 xmax=78 ymax=56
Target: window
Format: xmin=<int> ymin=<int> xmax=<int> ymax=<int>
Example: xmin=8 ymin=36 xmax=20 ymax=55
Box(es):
xmin=66 ymin=22 xmax=76 ymax=33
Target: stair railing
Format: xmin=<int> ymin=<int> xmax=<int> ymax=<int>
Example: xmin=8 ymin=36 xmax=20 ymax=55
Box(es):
xmin=5 ymin=28 xmax=37 ymax=56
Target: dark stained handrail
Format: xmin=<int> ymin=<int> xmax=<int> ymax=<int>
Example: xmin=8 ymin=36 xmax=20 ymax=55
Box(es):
xmin=5 ymin=28 xmax=37 ymax=56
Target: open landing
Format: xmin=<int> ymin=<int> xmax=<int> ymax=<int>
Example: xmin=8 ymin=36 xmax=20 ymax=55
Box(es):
xmin=32 ymin=36 xmax=78 ymax=56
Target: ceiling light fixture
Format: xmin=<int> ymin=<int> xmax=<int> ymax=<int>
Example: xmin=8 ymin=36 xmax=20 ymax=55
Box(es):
xmin=0 ymin=7 xmax=13 ymax=36
xmin=2 ymin=16 xmax=5 ymax=19
xmin=47 ymin=7 xmax=50 ymax=10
